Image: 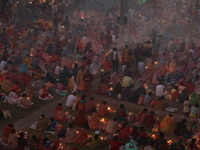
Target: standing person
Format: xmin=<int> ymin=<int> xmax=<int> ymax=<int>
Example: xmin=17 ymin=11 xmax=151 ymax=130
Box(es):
xmin=110 ymin=47 xmax=119 ymax=73
xmin=137 ymin=58 xmax=145 ymax=73
xmin=54 ymin=63 xmax=61 ymax=76
xmin=183 ymin=97 xmax=190 ymax=117
xmin=189 ymin=103 xmax=199 ymax=122
xmin=16 ymin=132 xmax=28 ymax=150
xmin=83 ymin=69 xmax=93 ymax=96
xmin=76 ymin=66 xmax=85 ymax=94
xmin=154 ymin=35 xmax=162 ymax=52
xmin=72 ymin=63 xmax=78 ymax=83
xmin=65 ymin=92 xmax=77 ymax=108
xmin=123 ymin=45 xmax=132 ymax=64
xmin=104 ymin=31 xmax=112 ymax=50
xmin=63 ymin=16 xmax=70 ymax=30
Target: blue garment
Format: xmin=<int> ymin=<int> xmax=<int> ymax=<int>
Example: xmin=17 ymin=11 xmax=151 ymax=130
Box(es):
xmin=19 ymin=63 xmax=27 ymax=73
xmin=49 ymin=120 xmax=56 ymax=131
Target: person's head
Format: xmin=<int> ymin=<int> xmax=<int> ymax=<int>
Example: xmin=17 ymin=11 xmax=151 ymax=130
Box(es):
xmin=113 ymin=136 xmax=118 ymax=141
xmin=81 ymin=94 xmax=86 ymax=100
xmin=121 ymin=121 xmax=128 ymax=129
xmin=107 ymin=31 xmax=110 ymax=34
xmin=42 ymin=137 xmax=49 ymax=144
xmin=192 ymin=121 xmax=196 ymax=125
xmin=102 ymin=101 xmax=107 ymax=105
xmin=50 ymin=117 xmax=54 ymax=122
xmin=120 ymin=104 xmax=124 ymax=109
xmin=132 ymin=126 xmax=138 ymax=131
xmin=139 ymin=126 xmax=145 ymax=132
xmin=195 ymin=103 xmax=199 ymax=108
xmin=19 ymin=132 xmax=24 ymax=138
xmin=94 ymin=130 xmax=100 ymax=139
xmin=159 ymin=132 xmax=164 ymax=138
xmin=58 ymin=63 xmax=61 ymax=66
xmin=58 ymin=103 xmax=62 ymax=107
xmin=169 ymin=114 xmax=173 ymax=118
xmin=140 ymin=58 xmax=143 ymax=62
xmin=72 ymin=92 xmax=77 ymax=96
xmin=158 ymin=96 xmax=165 ymax=101
xmin=69 ymin=123 xmax=73 ymax=128
xmin=22 ymin=93 xmax=26 ymax=97
xmin=113 ymin=47 xmax=117 ymax=51
xmin=90 ymin=97 xmax=94 ymax=100
xmin=74 ymin=63 xmax=78 ymax=68
xmin=143 ymin=108 xmax=148 ymax=112
xmin=8 ymin=124 xmax=14 ymax=128
xmin=6 ymin=77 xmax=10 ymax=80
xmin=148 ymin=92 xmax=152 ymax=96
xmin=151 ymin=111 xmax=155 ymax=115
xmin=181 ymin=119 xmax=187 ymax=124
xmin=113 ymin=118 xmax=117 ymax=121
xmin=32 ymin=135 xmax=37 ymax=141
xmin=11 ymin=129 xmax=16 ymax=133
xmin=80 ymin=66 xmax=85 ymax=71
xmin=40 ymin=114 xmax=45 ymax=118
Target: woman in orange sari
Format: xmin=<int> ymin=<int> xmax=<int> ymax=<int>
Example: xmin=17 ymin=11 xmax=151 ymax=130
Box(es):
xmin=63 ymin=124 xmax=77 ymax=143
xmin=74 ymin=109 xmax=87 ymax=126
xmin=141 ymin=62 xmax=157 ymax=83
xmin=54 ymin=103 xmax=67 ymax=122
xmin=75 ymin=128 xmax=90 ymax=146
xmin=136 ymin=108 xmax=148 ymax=125
xmin=160 ymin=114 xmax=174 ymax=132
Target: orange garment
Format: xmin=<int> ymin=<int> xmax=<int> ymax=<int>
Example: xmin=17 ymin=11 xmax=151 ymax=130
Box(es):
xmin=97 ymin=104 xmax=109 ymax=116
xmin=76 ymin=70 xmax=84 ymax=90
xmin=54 ymin=105 xmax=67 ymax=122
xmin=23 ymin=57 xmax=31 ymax=65
xmin=1 ymin=125 xmax=12 ymax=143
xmin=18 ymin=42 xmax=26 ymax=50
xmin=12 ymin=84 xmax=20 ymax=93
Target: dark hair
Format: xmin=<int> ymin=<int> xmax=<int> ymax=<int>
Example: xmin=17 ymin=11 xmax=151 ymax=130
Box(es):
xmin=113 ymin=136 xmax=118 ymax=141
xmin=148 ymin=92 xmax=152 ymax=96
xmin=42 ymin=137 xmax=48 ymax=144
xmin=22 ymin=93 xmax=26 ymax=97
xmin=90 ymin=97 xmax=94 ymax=100
xmin=81 ymin=94 xmax=86 ymax=100
xmin=69 ymin=123 xmax=73 ymax=128
xmin=195 ymin=103 xmax=199 ymax=107
xmin=50 ymin=117 xmax=54 ymax=121
xmin=19 ymin=132 xmax=24 ymax=138
xmin=58 ymin=103 xmax=62 ymax=106
xmin=41 ymin=114 xmax=45 ymax=118
xmin=139 ymin=126 xmax=145 ymax=131
xmin=121 ymin=121 xmax=128 ymax=129
xmin=113 ymin=118 xmax=117 ymax=121
xmin=190 ymin=138 xmax=196 ymax=149
xmin=72 ymin=92 xmax=77 ymax=96
xmin=15 ymin=81 xmax=20 ymax=85
xmin=132 ymin=126 xmax=138 ymax=131
xmin=102 ymin=101 xmax=107 ymax=104
xmin=169 ymin=114 xmax=173 ymax=118
xmin=143 ymin=108 xmax=148 ymax=112
xmin=94 ymin=134 xmax=99 ymax=140
xmin=32 ymin=135 xmax=37 ymax=141
xmin=181 ymin=119 xmax=187 ymax=123
xmin=8 ymin=124 xmax=14 ymax=128
xmin=151 ymin=111 xmax=155 ymax=114
xmin=159 ymin=132 xmax=164 ymax=138
xmin=11 ymin=129 xmax=16 ymax=133
xmin=113 ymin=47 xmax=117 ymax=51
xmin=120 ymin=104 xmax=124 ymax=108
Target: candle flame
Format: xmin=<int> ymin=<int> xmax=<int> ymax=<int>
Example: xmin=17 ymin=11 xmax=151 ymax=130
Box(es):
xmin=101 ymin=118 xmax=104 ymax=122
xmin=108 ymin=107 xmax=110 ymax=111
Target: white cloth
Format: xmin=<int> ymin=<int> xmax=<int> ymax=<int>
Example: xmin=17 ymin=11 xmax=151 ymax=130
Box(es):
xmin=138 ymin=62 xmax=145 ymax=72
xmin=3 ymin=92 xmax=19 ymax=105
xmin=55 ymin=65 xmax=61 ymax=76
xmin=0 ymin=61 xmax=7 ymax=71
xmin=65 ymin=94 xmax=76 ymax=107
xmin=183 ymin=100 xmax=190 ymax=113
xmin=155 ymin=84 xmax=165 ymax=97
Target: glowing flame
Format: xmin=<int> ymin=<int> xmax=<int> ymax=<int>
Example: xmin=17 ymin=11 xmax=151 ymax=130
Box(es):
xmin=108 ymin=107 xmax=110 ymax=111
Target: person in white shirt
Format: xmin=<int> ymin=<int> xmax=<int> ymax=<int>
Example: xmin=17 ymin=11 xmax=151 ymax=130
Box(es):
xmin=65 ymin=92 xmax=77 ymax=107
xmin=138 ymin=58 xmax=145 ymax=73
xmin=155 ymin=82 xmax=165 ymax=97
xmin=54 ymin=63 xmax=61 ymax=76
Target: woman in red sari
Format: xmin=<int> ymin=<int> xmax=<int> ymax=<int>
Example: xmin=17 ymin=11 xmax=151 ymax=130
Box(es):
xmin=88 ymin=112 xmax=100 ymax=130
xmin=1 ymin=124 xmax=14 ymax=143
xmin=118 ymin=121 xmax=131 ymax=140
xmin=85 ymin=97 xmax=96 ymax=113
xmin=74 ymin=109 xmax=87 ymax=126
xmin=63 ymin=124 xmax=77 ymax=143
xmin=75 ymin=128 xmax=90 ymax=146
xmin=136 ymin=108 xmax=148 ymax=125
xmin=54 ymin=103 xmax=67 ymax=122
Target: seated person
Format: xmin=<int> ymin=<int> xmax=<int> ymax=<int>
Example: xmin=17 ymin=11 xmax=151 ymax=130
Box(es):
xmin=64 ymin=124 xmax=77 ymax=143
xmin=74 ymin=109 xmax=87 ymax=126
xmin=11 ymin=81 xmax=20 ymax=93
xmin=75 ymin=128 xmax=90 ymax=146
xmin=160 ymin=114 xmax=174 ymax=132
xmin=49 ymin=117 xmax=57 ymax=131
xmin=8 ymin=129 xmax=18 ymax=148
xmin=118 ymin=121 xmax=131 ymax=140
xmin=145 ymin=111 xmax=156 ymax=127
xmin=173 ymin=119 xmax=187 ymax=136
xmin=143 ymin=92 xmax=153 ymax=107
xmin=109 ymin=136 xmax=125 ymax=150
xmin=36 ymin=114 xmax=49 ymax=131
xmin=29 ymin=135 xmax=40 ymax=150
xmin=54 ymin=103 xmax=67 ymax=122
xmin=1 ymin=77 xmax=13 ymax=92
xmin=38 ymin=85 xmax=54 ymax=100
xmin=105 ymin=118 xmax=119 ymax=134
xmin=90 ymin=130 xmax=105 ymax=149
xmin=116 ymin=104 xmax=127 ymax=121
xmin=151 ymin=96 xmax=168 ymax=110
xmin=97 ymin=101 xmax=109 ymax=116
xmin=1 ymin=124 xmax=14 ymax=143
xmin=124 ymin=139 xmax=138 ymax=150
xmin=85 ymin=97 xmax=96 ymax=113
xmin=88 ymin=112 xmax=100 ymax=130
xmin=25 ymin=82 xmax=37 ymax=99
xmin=3 ymin=89 xmax=20 ymax=105
xmin=137 ymin=127 xmax=152 ymax=145
xmin=78 ymin=94 xmax=87 ymax=110
xmin=17 ymin=93 xmax=33 ymax=109
xmin=154 ymin=132 xmax=168 ymax=150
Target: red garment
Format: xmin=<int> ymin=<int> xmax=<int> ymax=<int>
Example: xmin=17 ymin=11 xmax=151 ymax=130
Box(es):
xmin=1 ymin=125 xmax=12 ymax=143
xmin=25 ymin=74 xmax=32 ymax=86
xmin=184 ymin=82 xmax=195 ymax=95
xmin=97 ymin=104 xmax=108 ymax=116
xmin=139 ymin=131 xmax=148 ymax=138
xmin=171 ymin=90 xmax=180 ymax=101
xmin=131 ymin=130 xmax=139 ymax=140
xmin=118 ymin=125 xmax=131 ymax=140
xmin=109 ymin=140 xmax=125 ymax=150
xmin=8 ymin=72 xmax=18 ymax=83
xmin=12 ymin=84 xmax=20 ymax=93
xmin=50 ymin=53 xmax=60 ymax=62
xmin=104 ymin=60 xmax=111 ymax=71
xmin=18 ymin=72 xmax=25 ymax=85
xmin=54 ymin=105 xmax=67 ymax=122
xmin=136 ymin=110 xmax=147 ymax=125
xmin=145 ymin=114 xmax=156 ymax=126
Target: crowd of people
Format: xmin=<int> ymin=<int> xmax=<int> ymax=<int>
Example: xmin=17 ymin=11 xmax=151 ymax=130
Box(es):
xmin=1 ymin=0 xmax=200 ymax=149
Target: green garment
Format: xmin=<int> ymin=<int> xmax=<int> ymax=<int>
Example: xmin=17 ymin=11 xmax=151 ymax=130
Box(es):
xmin=125 ymin=140 xmax=138 ymax=150
xmin=190 ymin=92 xmax=199 ymax=105
xmin=90 ymin=135 xmax=104 ymax=148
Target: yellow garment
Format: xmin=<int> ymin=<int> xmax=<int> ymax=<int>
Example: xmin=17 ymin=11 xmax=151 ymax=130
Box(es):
xmin=1 ymin=80 xmax=13 ymax=92
xmin=123 ymin=48 xmax=132 ymax=64
xmin=76 ymin=70 xmax=85 ymax=90
xmin=68 ymin=77 xmax=74 ymax=90
xmin=23 ymin=57 xmax=32 ymax=65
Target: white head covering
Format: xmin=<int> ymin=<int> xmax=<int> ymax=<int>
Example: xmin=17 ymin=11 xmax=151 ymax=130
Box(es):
xmin=94 ymin=130 xmax=100 ymax=135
